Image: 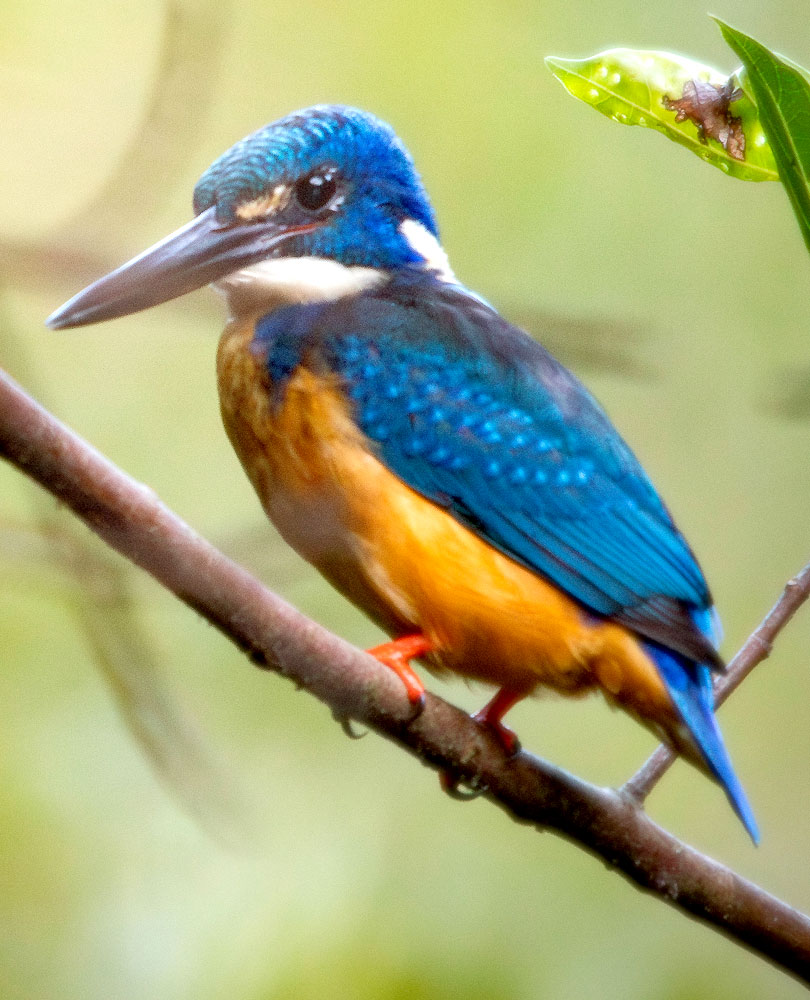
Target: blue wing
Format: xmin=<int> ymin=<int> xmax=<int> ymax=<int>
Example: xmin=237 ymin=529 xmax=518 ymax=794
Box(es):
xmin=255 ymin=272 xmax=719 ymax=667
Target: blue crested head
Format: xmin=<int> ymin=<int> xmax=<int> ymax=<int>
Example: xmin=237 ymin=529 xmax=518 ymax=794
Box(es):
xmin=192 ymin=105 xmax=439 ymax=270
xmin=46 ymin=105 xmax=449 ymax=330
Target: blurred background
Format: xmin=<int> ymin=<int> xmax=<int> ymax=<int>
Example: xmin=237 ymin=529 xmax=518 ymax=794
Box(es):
xmin=2 ymin=1 xmax=810 ymax=997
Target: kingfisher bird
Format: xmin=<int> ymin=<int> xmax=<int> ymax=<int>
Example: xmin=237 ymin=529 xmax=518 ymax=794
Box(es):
xmin=47 ymin=104 xmax=758 ymax=842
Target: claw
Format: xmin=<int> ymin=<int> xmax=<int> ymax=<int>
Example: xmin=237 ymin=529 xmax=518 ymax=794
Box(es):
xmin=440 ymin=769 xmax=487 ymax=800
xmin=335 ymin=715 xmax=368 ymax=740
xmin=367 ymin=634 xmax=431 ymax=708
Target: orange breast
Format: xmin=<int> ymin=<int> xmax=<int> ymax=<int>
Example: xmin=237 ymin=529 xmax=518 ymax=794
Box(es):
xmin=216 ymin=317 xmax=680 ymax=737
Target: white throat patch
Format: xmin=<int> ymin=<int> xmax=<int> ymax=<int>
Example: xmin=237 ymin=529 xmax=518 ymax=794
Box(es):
xmin=215 ymin=256 xmax=385 ymax=317
xmin=399 ymin=219 xmax=455 ymax=282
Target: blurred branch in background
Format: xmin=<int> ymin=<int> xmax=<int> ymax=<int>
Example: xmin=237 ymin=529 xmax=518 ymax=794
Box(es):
xmin=53 ymin=0 xmax=229 ymax=249
xmin=1 ymin=0 xmax=227 ymax=296
xmin=1 ymin=515 xmax=256 ymax=847
xmin=508 ymin=306 xmax=656 ymax=381
xmin=762 ymin=365 xmax=810 ymax=420
xmin=2 ymin=362 xmax=810 ymax=985
xmin=0 ymin=302 xmax=255 ymax=847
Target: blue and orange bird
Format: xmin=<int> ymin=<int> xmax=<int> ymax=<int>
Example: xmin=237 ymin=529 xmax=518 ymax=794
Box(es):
xmin=48 ymin=105 xmax=758 ymax=841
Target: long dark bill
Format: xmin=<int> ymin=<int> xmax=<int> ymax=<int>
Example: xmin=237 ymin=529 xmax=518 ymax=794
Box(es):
xmin=46 ymin=207 xmax=319 ymax=330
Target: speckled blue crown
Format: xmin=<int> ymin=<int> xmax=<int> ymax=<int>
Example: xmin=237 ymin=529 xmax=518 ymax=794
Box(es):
xmin=192 ymin=104 xmax=438 ymax=238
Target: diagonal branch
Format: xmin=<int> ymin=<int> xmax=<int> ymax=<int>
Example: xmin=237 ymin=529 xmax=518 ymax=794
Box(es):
xmin=1 ymin=365 xmax=810 ymax=985
xmin=623 ymin=563 xmax=810 ymax=803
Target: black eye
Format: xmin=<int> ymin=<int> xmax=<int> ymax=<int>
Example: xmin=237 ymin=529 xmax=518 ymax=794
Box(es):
xmin=294 ymin=169 xmax=339 ymax=212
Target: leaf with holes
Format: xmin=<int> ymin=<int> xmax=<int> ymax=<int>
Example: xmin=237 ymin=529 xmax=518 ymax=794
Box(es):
xmin=545 ymin=48 xmax=778 ymax=181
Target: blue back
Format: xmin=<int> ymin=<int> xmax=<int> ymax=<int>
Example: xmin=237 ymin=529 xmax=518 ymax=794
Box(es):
xmin=255 ymin=270 xmax=718 ymax=666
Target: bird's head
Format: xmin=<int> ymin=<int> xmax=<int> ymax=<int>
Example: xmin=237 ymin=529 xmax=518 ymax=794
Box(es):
xmin=48 ymin=105 xmax=452 ymax=329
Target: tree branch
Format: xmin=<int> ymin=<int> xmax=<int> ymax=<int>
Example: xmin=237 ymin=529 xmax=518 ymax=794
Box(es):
xmin=2 ymin=366 xmax=810 ymax=985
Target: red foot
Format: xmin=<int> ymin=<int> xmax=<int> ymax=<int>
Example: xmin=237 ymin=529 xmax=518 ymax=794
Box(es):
xmin=367 ymin=634 xmax=431 ymax=706
xmin=472 ymin=687 xmax=526 ymax=756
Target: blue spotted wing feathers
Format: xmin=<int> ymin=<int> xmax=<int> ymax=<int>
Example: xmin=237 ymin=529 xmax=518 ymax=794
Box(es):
xmin=255 ymin=272 xmax=719 ymax=667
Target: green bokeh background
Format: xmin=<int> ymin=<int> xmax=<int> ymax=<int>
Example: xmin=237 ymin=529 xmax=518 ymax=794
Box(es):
xmin=2 ymin=1 xmax=810 ymax=997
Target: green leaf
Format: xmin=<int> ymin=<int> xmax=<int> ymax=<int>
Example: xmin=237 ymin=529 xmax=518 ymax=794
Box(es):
xmin=545 ymin=49 xmax=778 ymax=182
xmin=715 ymin=19 xmax=810 ymax=253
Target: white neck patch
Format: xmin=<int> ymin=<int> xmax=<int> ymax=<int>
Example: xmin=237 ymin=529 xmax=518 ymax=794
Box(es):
xmin=215 ymin=256 xmax=385 ymax=317
xmin=399 ymin=218 xmax=455 ymax=282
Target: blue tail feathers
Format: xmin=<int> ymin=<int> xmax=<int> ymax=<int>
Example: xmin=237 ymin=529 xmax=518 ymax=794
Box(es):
xmin=643 ymin=610 xmax=759 ymax=844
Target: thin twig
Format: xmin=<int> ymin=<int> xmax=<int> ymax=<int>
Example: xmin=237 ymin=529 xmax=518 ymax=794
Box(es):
xmin=2 ymin=366 xmax=810 ymax=985
xmin=623 ymin=564 xmax=810 ymax=803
